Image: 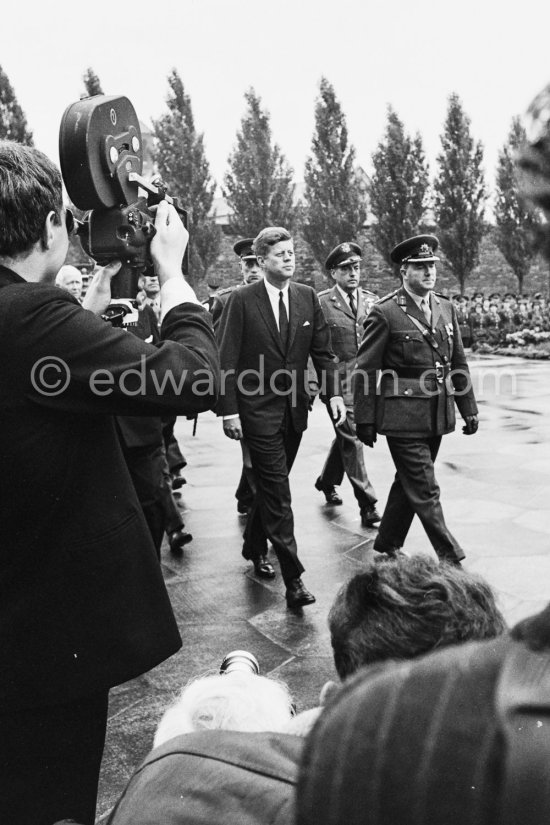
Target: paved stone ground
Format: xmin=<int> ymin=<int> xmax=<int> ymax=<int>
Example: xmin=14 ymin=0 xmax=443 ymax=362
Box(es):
xmin=96 ymin=355 xmax=550 ymax=821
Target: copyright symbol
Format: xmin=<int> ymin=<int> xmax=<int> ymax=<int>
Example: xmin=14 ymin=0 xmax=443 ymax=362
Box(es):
xmin=30 ymin=356 xmax=70 ymax=397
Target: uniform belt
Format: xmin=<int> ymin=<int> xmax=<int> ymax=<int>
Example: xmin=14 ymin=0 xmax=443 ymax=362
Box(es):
xmin=392 ymin=367 xmax=450 ymax=379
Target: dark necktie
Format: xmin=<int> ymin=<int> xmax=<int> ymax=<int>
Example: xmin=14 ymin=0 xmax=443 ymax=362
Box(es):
xmin=279 ymin=290 xmax=289 ymax=346
xmin=349 ymin=292 xmax=357 ymax=317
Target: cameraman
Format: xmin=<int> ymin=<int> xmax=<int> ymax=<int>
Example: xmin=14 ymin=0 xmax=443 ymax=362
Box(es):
xmin=0 ymin=140 xmax=220 ymax=825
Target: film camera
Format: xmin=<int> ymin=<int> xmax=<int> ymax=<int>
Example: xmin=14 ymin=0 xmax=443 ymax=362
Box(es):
xmin=59 ymin=94 xmax=188 ymax=325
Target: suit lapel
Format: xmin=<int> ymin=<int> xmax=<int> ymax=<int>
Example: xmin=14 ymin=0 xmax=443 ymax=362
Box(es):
xmin=330 ymin=285 xmax=354 ymax=320
xmin=255 ymin=280 xmax=285 ymax=354
xmin=287 ymin=282 xmax=302 ymax=352
xmin=403 ymin=289 xmax=429 ymax=328
xmin=430 ymin=293 xmax=441 ymax=330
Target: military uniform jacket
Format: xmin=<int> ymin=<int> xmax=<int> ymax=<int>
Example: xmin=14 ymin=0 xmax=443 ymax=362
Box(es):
xmin=319 ymin=285 xmax=377 ymax=406
xmin=353 ymin=287 xmax=478 ymax=438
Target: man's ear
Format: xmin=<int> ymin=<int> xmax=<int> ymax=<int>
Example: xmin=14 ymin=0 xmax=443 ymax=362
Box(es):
xmin=41 ymin=210 xmax=58 ymax=251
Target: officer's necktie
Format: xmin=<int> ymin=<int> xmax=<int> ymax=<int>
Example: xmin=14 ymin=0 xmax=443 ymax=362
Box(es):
xmin=421 ymin=297 xmax=431 ymax=325
xmin=349 ymin=292 xmax=357 ymax=317
xmin=279 ymin=290 xmax=289 ymax=347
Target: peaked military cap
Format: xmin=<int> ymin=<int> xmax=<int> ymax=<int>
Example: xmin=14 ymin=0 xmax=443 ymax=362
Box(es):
xmin=325 ymin=242 xmax=362 ymax=270
xmin=233 ymin=238 xmax=257 ymax=260
xmin=390 ymin=234 xmax=440 ymax=264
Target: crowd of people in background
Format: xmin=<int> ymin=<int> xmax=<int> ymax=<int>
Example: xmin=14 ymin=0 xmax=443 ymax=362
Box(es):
xmin=452 ymin=291 xmax=550 ymax=347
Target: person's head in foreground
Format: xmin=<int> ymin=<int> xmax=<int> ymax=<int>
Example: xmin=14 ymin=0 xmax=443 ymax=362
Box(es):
xmin=328 ymin=553 xmax=506 ymax=679
xmin=153 ymin=670 xmax=295 ymax=747
xmin=297 ymin=601 xmax=550 ymax=825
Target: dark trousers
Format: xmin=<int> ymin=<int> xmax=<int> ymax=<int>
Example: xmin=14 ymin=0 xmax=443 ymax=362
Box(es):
xmin=162 ymin=417 xmax=186 ymax=474
xmin=242 ymin=416 xmax=305 ymax=584
xmin=0 ymin=689 xmax=109 ymax=825
xmin=123 ymin=443 xmax=165 ymax=557
xmin=318 ymin=406 xmax=377 ymax=510
xmin=376 ymin=435 xmax=464 ymax=562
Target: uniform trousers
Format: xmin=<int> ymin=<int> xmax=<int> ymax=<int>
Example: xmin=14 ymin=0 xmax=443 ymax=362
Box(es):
xmin=0 ymin=689 xmax=109 ymax=825
xmin=318 ymin=406 xmax=377 ymax=509
xmin=242 ymin=413 xmax=305 ymax=584
xmin=375 ymin=435 xmax=464 ymax=562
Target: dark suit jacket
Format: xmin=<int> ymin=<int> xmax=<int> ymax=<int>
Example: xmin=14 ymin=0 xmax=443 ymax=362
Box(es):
xmin=0 ymin=265 xmax=220 ymax=709
xmin=353 ymin=287 xmax=478 ymax=438
xmin=216 ymin=279 xmax=339 ymax=436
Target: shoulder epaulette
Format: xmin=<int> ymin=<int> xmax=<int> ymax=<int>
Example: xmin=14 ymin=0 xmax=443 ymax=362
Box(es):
xmin=361 ymin=288 xmax=378 ymax=297
xmin=217 ymin=285 xmax=237 ymax=296
xmin=317 ymin=288 xmax=332 ymax=296
xmin=434 ymin=291 xmax=450 ymax=301
xmin=376 ymin=289 xmax=400 ymax=304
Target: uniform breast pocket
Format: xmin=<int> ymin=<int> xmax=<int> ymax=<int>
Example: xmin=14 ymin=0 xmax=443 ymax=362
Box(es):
xmin=328 ymin=323 xmax=344 ymax=346
xmin=392 ymin=333 xmax=425 ymax=365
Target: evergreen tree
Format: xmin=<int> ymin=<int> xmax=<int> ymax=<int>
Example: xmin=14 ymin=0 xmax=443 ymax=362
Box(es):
xmin=153 ymin=69 xmax=221 ymax=285
xmin=494 ymin=116 xmax=541 ymax=294
xmin=303 ymin=77 xmax=366 ymax=268
xmin=224 ymin=89 xmax=296 ymax=237
xmin=0 ymin=65 xmax=33 ymax=144
xmin=433 ymin=93 xmax=486 ymax=294
xmin=81 ymin=68 xmax=104 ymax=97
xmin=369 ymin=106 xmax=429 ymax=267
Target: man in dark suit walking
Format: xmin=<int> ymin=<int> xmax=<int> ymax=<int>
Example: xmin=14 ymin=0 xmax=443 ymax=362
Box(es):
xmin=0 ymin=141 xmax=219 ymax=825
xmin=217 ymin=227 xmax=345 ymax=607
xmin=354 ymin=235 xmax=478 ymax=564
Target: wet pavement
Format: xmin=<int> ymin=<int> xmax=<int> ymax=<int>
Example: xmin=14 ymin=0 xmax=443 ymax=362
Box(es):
xmin=96 ymin=355 xmax=550 ymax=821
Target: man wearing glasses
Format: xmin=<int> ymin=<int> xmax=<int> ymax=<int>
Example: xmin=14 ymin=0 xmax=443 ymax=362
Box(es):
xmin=316 ymin=242 xmax=380 ymax=528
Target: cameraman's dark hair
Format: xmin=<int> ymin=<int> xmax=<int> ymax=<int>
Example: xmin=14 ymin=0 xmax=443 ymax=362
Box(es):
xmin=329 ymin=554 xmax=506 ymax=679
xmin=253 ymin=227 xmax=292 ymax=260
xmin=0 ymin=141 xmax=63 ymax=258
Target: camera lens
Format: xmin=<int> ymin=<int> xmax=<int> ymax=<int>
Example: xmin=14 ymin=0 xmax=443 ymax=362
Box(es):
xmin=219 ymin=650 xmax=260 ymax=676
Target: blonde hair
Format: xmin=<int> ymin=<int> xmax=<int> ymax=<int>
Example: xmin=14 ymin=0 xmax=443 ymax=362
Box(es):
xmin=154 ymin=672 xmax=294 ymax=748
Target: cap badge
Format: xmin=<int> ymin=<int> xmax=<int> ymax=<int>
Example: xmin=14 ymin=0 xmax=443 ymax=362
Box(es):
xmin=419 ymin=244 xmax=432 ymax=255
xmin=340 ymin=243 xmax=351 ymax=253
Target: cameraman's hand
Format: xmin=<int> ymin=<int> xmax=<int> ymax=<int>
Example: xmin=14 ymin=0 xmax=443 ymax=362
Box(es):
xmin=150 ymin=200 xmax=189 ymax=286
xmin=81 ymin=261 xmax=122 ymax=315
xmin=356 ymin=423 xmax=377 ymax=448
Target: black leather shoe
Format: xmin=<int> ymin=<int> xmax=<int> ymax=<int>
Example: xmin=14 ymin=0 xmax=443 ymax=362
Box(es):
xmin=253 ymin=555 xmax=276 ymax=579
xmin=171 ymin=472 xmax=187 ymax=490
xmin=168 ymin=528 xmax=193 ymax=553
xmin=285 ymin=578 xmax=316 ymax=608
xmin=315 ymin=477 xmax=343 ymax=505
xmin=361 ymin=506 xmax=381 ymax=527
xmin=373 ymin=539 xmax=400 ymax=558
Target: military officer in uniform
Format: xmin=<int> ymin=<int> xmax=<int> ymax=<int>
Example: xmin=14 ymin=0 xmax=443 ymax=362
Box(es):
xmin=212 ymin=239 xmax=262 ymax=514
xmin=211 ymin=238 xmax=262 ymax=331
xmin=316 ymin=242 xmax=380 ymax=527
xmin=354 ymin=235 xmax=479 ymax=564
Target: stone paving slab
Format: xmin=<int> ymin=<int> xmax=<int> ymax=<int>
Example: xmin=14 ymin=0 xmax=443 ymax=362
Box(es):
xmin=96 ymin=356 xmax=550 ymax=820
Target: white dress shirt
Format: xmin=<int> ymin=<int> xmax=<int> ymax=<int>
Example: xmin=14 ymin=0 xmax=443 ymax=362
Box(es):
xmin=263 ymin=278 xmax=290 ymax=330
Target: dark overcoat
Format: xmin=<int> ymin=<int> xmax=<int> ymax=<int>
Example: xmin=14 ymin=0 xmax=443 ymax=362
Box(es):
xmin=0 ymin=266 xmax=219 ymax=709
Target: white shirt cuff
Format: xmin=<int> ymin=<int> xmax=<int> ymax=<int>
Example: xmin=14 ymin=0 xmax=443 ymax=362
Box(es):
xmin=160 ymin=278 xmax=200 ymax=323
xmin=223 ymin=414 xmax=240 ymax=421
